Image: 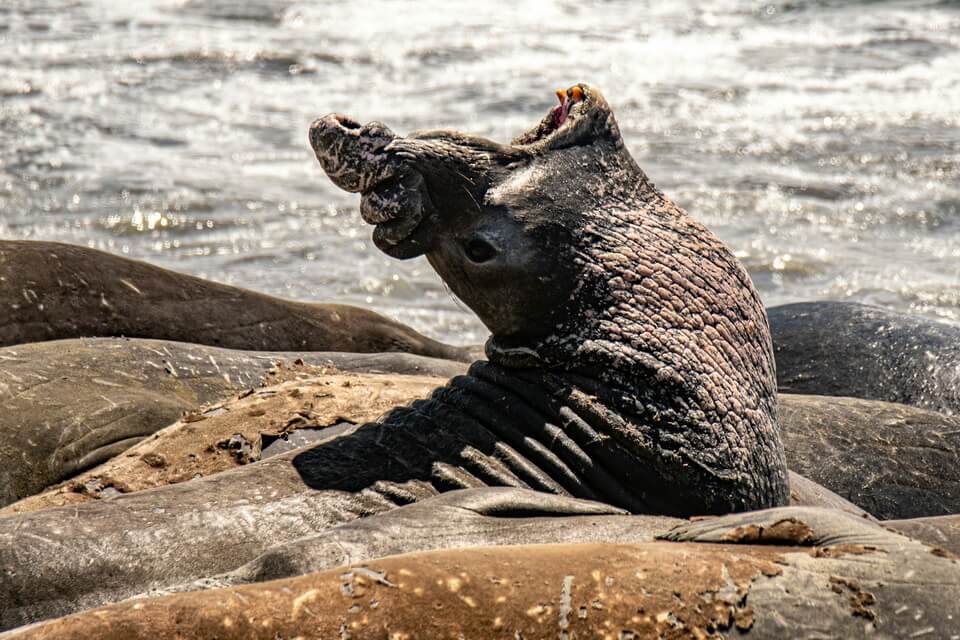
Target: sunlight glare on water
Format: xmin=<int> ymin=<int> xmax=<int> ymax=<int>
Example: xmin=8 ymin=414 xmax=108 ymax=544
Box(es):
xmin=1 ymin=0 xmax=958 ymax=344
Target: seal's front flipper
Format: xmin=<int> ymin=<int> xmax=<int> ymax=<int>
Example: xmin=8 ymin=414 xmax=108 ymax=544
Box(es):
xmin=660 ymin=506 xmax=916 ymax=551
xmin=428 ymin=487 xmax=627 ymax=518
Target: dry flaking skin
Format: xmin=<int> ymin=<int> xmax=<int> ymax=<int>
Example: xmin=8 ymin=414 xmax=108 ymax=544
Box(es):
xmin=309 ymin=84 xmax=789 ymax=514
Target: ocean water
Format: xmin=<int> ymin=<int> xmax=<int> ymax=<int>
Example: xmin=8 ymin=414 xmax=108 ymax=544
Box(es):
xmin=1 ymin=0 xmax=958 ymax=345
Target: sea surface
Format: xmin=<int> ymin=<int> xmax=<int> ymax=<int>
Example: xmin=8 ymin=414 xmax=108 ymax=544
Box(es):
xmin=2 ymin=0 xmax=958 ymax=345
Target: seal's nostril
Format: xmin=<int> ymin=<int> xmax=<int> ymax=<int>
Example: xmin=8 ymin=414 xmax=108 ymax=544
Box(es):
xmin=336 ymin=116 xmax=362 ymax=130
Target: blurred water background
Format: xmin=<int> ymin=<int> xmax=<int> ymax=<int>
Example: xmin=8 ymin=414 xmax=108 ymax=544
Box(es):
xmin=1 ymin=0 xmax=958 ymax=345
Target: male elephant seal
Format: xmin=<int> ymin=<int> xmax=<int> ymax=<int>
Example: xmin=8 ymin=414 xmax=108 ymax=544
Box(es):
xmin=0 ymin=239 xmax=470 ymax=361
xmin=308 ymin=83 xmax=790 ymax=514
xmin=0 ymin=85 xmax=792 ymax=629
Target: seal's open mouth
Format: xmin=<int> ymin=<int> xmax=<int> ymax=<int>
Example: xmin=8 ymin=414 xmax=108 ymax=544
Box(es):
xmin=550 ymin=85 xmax=581 ymax=128
xmin=513 ymin=84 xmax=589 ymax=146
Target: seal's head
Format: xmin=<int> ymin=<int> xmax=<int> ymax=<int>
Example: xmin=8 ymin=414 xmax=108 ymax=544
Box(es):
xmin=311 ymin=84 xmax=789 ymax=512
xmin=308 ymin=84 xmax=635 ymax=356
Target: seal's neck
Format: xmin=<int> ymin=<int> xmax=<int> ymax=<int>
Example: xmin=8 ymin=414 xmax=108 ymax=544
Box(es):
xmin=486 ymin=184 xmax=790 ymax=514
xmin=446 ymin=359 xmax=785 ymax=516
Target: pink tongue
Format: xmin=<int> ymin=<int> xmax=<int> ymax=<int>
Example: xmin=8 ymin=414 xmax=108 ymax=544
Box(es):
xmin=552 ymin=99 xmax=569 ymax=127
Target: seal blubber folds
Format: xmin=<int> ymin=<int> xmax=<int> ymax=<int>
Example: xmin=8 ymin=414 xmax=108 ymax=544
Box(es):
xmin=310 ymin=84 xmax=790 ymax=514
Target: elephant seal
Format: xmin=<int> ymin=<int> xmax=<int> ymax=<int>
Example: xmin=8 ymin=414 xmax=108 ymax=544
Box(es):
xmin=8 ymin=499 xmax=960 ymax=639
xmin=0 ymin=337 xmax=466 ymax=508
xmin=158 ymin=482 xmax=866 ymax=597
xmin=308 ymin=83 xmax=789 ymax=515
xmin=0 ymin=240 xmax=471 ymax=361
xmin=0 ymin=470 xmax=869 ymax=631
xmin=769 ymin=301 xmax=960 ymax=415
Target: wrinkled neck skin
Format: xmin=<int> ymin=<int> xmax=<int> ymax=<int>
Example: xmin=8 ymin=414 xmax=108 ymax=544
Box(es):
xmin=309 ymin=86 xmax=790 ymax=515
xmin=485 ymin=105 xmax=788 ymax=514
xmin=537 ymin=196 xmax=789 ymax=514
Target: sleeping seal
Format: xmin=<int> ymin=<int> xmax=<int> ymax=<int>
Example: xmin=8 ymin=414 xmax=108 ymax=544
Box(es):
xmin=9 ymin=495 xmax=960 ymax=640
xmin=0 ymin=239 xmax=470 ymax=361
xmin=0 ymin=337 xmax=467 ymax=509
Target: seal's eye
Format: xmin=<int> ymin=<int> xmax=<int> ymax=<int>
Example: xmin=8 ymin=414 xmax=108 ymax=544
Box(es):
xmin=463 ymin=237 xmax=498 ymax=263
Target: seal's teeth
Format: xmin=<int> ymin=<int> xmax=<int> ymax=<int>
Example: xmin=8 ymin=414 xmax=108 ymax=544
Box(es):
xmin=555 ymin=88 xmax=567 ymax=104
xmin=569 ymin=85 xmax=584 ymax=102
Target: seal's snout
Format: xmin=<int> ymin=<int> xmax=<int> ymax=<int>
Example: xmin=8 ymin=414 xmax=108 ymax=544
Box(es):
xmin=307 ymin=114 xmax=365 ymax=157
xmin=308 ymin=113 xmax=396 ymax=193
xmin=308 ymin=114 xmax=363 ymax=147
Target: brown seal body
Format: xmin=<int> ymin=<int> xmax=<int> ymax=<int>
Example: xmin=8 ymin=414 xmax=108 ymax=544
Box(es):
xmin=0 ymin=366 xmax=448 ymax=516
xmin=779 ymin=393 xmax=960 ymax=520
xmin=0 ymin=337 xmax=466 ymax=508
xmin=8 ymin=504 xmax=960 ymax=640
xmin=0 ymin=239 xmax=470 ymax=360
